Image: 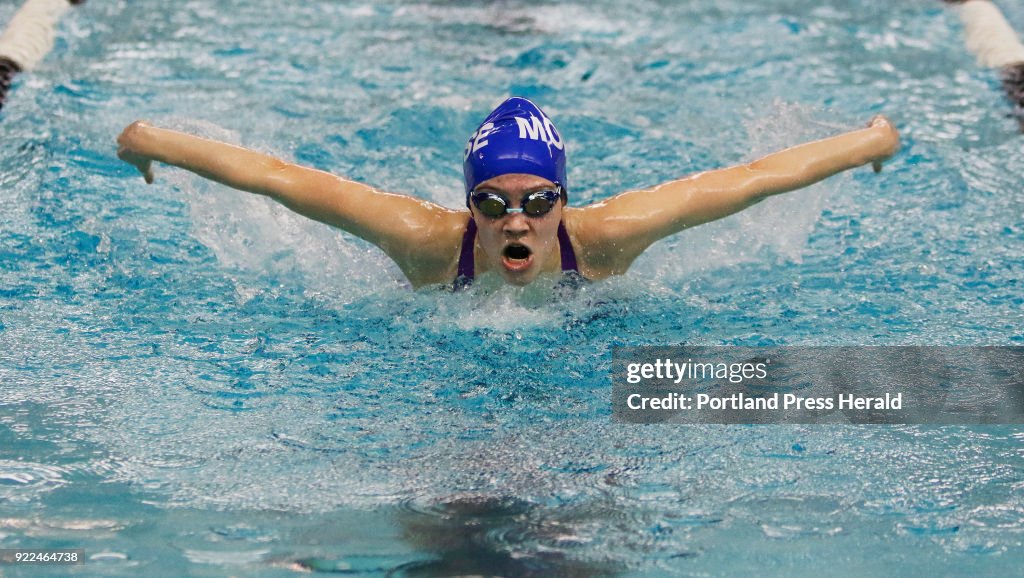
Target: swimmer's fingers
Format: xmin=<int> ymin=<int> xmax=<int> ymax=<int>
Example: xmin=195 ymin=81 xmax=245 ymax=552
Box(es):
xmin=868 ymin=114 xmax=890 ymax=129
xmin=138 ymin=158 xmax=154 ymax=184
xmin=117 ymin=121 xmax=155 ymax=184
xmin=867 ymin=114 xmax=899 ymax=173
xmin=117 ymin=147 xmax=155 ymax=184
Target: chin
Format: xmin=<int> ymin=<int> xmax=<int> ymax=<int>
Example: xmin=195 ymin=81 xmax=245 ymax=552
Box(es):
xmin=496 ymin=262 xmax=542 ymax=286
xmin=495 ymin=252 xmax=542 ymax=286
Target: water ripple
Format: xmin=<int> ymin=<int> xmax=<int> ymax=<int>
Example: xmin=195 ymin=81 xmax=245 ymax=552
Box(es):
xmin=0 ymin=461 xmax=68 ymax=504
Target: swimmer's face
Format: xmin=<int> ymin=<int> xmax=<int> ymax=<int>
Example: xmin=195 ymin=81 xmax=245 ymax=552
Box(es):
xmin=470 ymin=173 xmax=564 ymax=286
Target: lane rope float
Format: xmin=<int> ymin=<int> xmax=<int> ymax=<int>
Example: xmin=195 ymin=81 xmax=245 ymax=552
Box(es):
xmin=0 ymin=0 xmax=85 ymax=111
xmin=942 ymin=0 xmax=1024 ymax=130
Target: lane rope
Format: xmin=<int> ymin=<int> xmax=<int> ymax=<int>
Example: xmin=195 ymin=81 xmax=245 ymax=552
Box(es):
xmin=0 ymin=0 xmax=85 ymax=111
xmin=942 ymin=0 xmax=1024 ymax=130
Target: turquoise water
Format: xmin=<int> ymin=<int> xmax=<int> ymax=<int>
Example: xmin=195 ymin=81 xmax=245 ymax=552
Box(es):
xmin=1 ymin=0 xmax=1022 ymax=575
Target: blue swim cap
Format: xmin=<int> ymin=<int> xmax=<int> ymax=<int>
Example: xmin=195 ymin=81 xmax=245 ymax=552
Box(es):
xmin=463 ymin=97 xmax=567 ymax=202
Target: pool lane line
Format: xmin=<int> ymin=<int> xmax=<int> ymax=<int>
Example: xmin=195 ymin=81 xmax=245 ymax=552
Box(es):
xmin=942 ymin=0 xmax=1024 ymax=130
xmin=0 ymin=0 xmax=85 ymax=112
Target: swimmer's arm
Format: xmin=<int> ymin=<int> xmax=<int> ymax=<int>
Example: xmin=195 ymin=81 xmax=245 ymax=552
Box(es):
xmin=116 ymin=121 xmax=465 ymax=286
xmin=575 ymin=116 xmax=899 ymax=274
xmin=116 ymin=121 xmax=372 ymax=210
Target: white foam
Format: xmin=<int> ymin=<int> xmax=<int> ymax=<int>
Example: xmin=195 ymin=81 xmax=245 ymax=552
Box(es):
xmin=634 ymin=101 xmax=840 ymax=282
xmin=447 ymin=289 xmax=563 ymax=333
xmin=160 ymin=119 xmax=405 ymax=303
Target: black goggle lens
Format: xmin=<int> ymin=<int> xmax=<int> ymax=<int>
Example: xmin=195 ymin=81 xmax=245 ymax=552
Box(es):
xmin=522 ymin=194 xmax=555 ymax=216
xmin=475 ymin=195 xmax=508 ymax=218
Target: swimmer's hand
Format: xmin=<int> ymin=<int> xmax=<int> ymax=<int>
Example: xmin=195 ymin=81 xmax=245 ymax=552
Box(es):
xmin=867 ymin=115 xmax=899 ymax=173
xmin=117 ymin=121 xmax=155 ymax=184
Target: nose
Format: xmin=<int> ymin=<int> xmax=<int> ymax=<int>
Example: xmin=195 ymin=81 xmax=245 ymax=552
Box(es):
xmin=502 ymin=212 xmax=530 ymax=237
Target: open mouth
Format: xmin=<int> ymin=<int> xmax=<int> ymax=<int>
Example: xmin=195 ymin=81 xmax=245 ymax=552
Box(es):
xmin=503 ymin=244 xmax=532 ymax=261
xmin=501 ymin=243 xmax=533 ymax=272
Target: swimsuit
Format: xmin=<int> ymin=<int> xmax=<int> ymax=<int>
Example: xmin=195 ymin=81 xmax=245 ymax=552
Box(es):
xmin=453 ymin=219 xmax=584 ymax=290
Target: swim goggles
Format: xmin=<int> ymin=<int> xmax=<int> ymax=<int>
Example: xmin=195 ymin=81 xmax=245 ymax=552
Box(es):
xmin=470 ymin=187 xmax=563 ymax=218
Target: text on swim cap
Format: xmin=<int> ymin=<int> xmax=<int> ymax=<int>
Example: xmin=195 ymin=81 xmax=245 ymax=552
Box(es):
xmin=514 ymin=114 xmax=563 ymax=150
xmin=464 ymin=113 xmax=564 ymax=162
xmin=464 ymin=122 xmax=495 ymax=161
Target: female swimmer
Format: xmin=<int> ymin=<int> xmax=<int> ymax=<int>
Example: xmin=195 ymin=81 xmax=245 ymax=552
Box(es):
xmin=116 ymin=97 xmax=899 ymax=289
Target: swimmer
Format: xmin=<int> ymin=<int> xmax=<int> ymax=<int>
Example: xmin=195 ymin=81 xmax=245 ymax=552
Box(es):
xmin=116 ymin=97 xmax=899 ymax=289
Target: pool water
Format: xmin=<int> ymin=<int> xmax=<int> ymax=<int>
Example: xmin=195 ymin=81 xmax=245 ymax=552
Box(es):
xmin=1 ymin=0 xmax=1022 ymax=575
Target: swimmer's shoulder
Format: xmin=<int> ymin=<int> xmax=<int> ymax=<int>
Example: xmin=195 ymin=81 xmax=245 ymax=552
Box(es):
xmin=396 ymin=208 xmax=471 ymax=289
xmin=563 ymin=204 xmax=646 ymax=280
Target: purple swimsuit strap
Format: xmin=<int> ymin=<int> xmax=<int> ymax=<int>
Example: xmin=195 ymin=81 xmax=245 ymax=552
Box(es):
xmin=454 ymin=218 xmax=477 ymax=285
xmin=556 ymin=221 xmax=579 ymax=273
